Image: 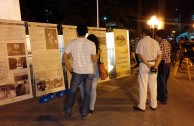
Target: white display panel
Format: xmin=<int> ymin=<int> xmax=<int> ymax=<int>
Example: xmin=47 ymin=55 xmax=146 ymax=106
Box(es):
xmin=0 ymin=0 xmax=21 ymax=20
xmin=0 ymin=20 xmax=33 ymax=106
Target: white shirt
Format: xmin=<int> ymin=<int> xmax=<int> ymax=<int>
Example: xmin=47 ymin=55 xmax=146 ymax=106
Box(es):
xmin=136 ymin=36 xmax=161 ymax=61
xmin=65 ymin=38 xmax=96 ymax=74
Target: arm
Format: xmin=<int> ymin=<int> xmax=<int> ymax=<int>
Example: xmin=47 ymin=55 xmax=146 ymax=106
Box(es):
xmin=91 ymin=54 xmax=97 ymax=63
xmin=64 ymin=52 xmax=73 ymax=73
xmin=138 ymin=54 xmax=162 ymax=68
xmin=138 ymin=54 xmax=153 ymax=68
xmin=154 ymin=54 xmax=162 ymax=68
xmin=91 ymin=48 xmax=102 ymax=63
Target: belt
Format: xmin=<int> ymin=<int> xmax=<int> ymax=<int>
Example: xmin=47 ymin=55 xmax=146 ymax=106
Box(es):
xmin=147 ymin=60 xmax=155 ymax=62
xmin=140 ymin=60 xmax=155 ymax=62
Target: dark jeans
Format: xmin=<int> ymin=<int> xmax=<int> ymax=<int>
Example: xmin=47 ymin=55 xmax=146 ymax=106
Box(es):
xmin=157 ymin=63 xmax=170 ymax=102
xmin=65 ymin=72 xmax=93 ymax=116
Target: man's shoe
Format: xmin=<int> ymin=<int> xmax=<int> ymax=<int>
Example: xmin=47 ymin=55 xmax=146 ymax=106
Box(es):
xmin=150 ymin=106 xmax=156 ymax=111
xmin=133 ymin=106 xmax=145 ymax=111
xmin=89 ymin=110 xmax=94 ymax=113
xmin=81 ymin=113 xmax=91 ymax=120
xmin=158 ymin=100 xmax=167 ymax=104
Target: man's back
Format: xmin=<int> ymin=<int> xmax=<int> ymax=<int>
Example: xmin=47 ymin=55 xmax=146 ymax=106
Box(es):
xmin=65 ymin=37 xmax=96 ymax=74
xmin=136 ymin=36 xmax=161 ymax=61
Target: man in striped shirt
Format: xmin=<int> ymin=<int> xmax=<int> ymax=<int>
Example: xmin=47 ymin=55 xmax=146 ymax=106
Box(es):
xmin=64 ymin=24 xmax=97 ymax=120
xmin=155 ymin=29 xmax=171 ymax=104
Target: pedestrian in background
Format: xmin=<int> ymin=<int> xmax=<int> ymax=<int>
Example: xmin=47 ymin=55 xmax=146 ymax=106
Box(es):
xmin=155 ymin=29 xmax=171 ymax=104
xmin=134 ymin=28 xmax=162 ymax=111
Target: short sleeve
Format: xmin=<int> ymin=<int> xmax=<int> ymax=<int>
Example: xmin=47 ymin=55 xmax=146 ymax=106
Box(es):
xmin=65 ymin=44 xmax=71 ymax=54
xmin=136 ymin=41 xmax=143 ymax=54
xmin=157 ymin=43 xmax=162 ymax=55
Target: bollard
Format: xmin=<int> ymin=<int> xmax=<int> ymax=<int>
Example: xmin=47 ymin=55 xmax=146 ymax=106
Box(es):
xmin=39 ymin=96 xmax=48 ymax=103
xmin=47 ymin=93 xmax=55 ymax=100
xmin=64 ymin=89 xmax=70 ymax=95
xmin=56 ymin=91 xmax=64 ymax=97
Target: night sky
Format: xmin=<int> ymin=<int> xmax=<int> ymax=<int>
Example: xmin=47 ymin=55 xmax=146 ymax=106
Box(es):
xmin=19 ymin=0 xmax=193 ymax=31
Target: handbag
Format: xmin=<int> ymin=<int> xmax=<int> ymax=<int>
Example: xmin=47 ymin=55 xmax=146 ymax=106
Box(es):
xmin=98 ymin=55 xmax=108 ymax=80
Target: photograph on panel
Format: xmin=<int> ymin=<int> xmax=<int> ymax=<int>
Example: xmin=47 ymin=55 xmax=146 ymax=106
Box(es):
xmin=7 ymin=43 xmax=25 ymax=56
xmin=0 ymin=84 xmax=16 ymax=100
xmin=45 ymin=28 xmax=58 ymax=49
xmin=36 ymin=77 xmax=63 ymax=91
xmin=37 ymin=80 xmax=46 ymax=91
xmin=8 ymin=57 xmax=27 ymax=70
xmin=14 ymin=73 xmax=30 ymax=96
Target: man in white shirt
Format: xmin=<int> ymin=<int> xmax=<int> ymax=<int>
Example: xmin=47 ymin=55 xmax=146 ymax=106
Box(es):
xmin=134 ymin=28 xmax=162 ymax=111
xmin=64 ymin=24 xmax=97 ymax=120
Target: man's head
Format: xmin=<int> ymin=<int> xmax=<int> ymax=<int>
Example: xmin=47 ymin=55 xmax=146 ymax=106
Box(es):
xmin=155 ymin=29 xmax=166 ymax=41
xmin=76 ymin=23 xmax=88 ymax=37
xmin=141 ymin=28 xmax=151 ymax=37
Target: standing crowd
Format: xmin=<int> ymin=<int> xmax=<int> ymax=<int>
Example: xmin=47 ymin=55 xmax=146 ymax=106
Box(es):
xmin=63 ymin=24 xmax=171 ymax=120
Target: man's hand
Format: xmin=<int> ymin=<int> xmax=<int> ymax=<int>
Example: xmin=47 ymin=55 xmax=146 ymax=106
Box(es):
xmin=147 ymin=63 xmax=154 ymax=68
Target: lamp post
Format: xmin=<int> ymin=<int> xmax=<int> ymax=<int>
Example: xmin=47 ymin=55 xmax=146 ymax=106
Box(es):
xmin=147 ymin=16 xmax=160 ymax=38
xmin=97 ymin=0 xmax=99 ymax=28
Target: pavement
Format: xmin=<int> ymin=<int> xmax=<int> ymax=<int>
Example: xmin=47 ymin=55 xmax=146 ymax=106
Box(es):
xmin=0 ymin=63 xmax=194 ymax=126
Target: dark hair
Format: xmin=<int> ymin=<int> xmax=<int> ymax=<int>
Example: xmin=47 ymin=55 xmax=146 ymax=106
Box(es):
xmin=76 ymin=23 xmax=88 ymax=36
xmin=87 ymin=34 xmax=99 ymax=53
xmin=155 ymin=29 xmax=166 ymax=39
xmin=141 ymin=28 xmax=151 ymax=36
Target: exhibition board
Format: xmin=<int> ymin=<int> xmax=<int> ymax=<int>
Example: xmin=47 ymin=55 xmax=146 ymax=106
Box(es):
xmin=113 ymin=29 xmax=130 ymax=78
xmin=0 ymin=0 xmax=21 ymax=20
xmin=0 ymin=19 xmax=131 ymax=105
xmin=62 ymin=25 xmax=77 ymax=88
xmin=0 ymin=19 xmax=33 ymax=105
xmin=28 ymin=22 xmax=65 ymax=97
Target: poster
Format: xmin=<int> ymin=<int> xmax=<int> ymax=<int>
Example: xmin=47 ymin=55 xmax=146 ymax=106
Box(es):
xmin=0 ymin=19 xmax=33 ymax=106
xmin=113 ymin=29 xmax=130 ymax=77
xmin=62 ymin=25 xmax=77 ymax=88
xmin=28 ymin=22 xmax=65 ymax=97
xmin=88 ymin=27 xmax=109 ymax=82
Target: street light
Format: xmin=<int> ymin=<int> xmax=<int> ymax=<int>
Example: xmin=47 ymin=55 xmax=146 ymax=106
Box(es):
xmin=97 ymin=0 xmax=99 ymax=27
xmin=147 ymin=16 xmax=160 ymax=38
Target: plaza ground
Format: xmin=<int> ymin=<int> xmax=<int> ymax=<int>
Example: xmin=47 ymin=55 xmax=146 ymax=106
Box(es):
xmin=0 ymin=63 xmax=194 ymax=126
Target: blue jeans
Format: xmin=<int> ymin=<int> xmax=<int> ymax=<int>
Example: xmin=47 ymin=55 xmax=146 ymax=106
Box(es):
xmin=157 ymin=63 xmax=170 ymax=102
xmin=65 ymin=72 xmax=93 ymax=116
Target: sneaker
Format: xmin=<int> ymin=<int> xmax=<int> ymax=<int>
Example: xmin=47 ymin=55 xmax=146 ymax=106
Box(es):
xmin=81 ymin=113 xmax=91 ymax=120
